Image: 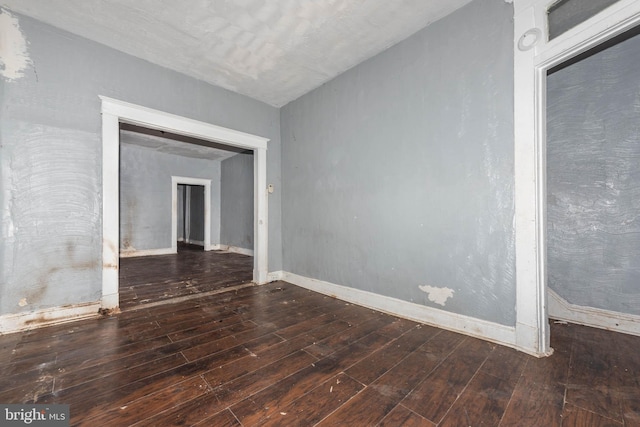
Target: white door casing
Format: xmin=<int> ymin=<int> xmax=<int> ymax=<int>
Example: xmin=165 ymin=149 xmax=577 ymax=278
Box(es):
xmin=101 ymin=96 xmax=269 ymax=309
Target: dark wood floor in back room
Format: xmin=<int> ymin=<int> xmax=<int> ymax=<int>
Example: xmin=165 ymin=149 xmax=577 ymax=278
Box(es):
xmin=1 ymin=282 xmax=640 ymax=426
xmin=119 ymin=244 xmax=254 ymax=309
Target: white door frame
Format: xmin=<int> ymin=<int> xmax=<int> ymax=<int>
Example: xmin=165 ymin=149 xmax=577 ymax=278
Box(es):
xmin=513 ymin=0 xmax=640 ymax=355
xmin=100 ymin=96 xmax=269 ymax=309
xmin=172 ymin=177 xmax=211 ymax=251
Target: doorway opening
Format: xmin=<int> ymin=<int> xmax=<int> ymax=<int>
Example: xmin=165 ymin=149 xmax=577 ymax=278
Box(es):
xmin=177 ymin=184 xmax=205 ymax=250
xmin=545 ymin=26 xmax=640 ymax=333
xmin=100 ymin=97 xmax=269 ymax=310
xmin=171 ymin=177 xmax=211 ymax=253
xmin=513 ymin=0 xmax=640 ymax=355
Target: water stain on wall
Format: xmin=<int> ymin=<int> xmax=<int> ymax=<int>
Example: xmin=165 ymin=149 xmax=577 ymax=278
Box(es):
xmin=22 ymin=246 xmax=100 ymax=307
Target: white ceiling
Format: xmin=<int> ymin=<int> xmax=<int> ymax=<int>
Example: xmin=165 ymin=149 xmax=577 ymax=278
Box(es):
xmin=1 ymin=0 xmax=472 ymax=107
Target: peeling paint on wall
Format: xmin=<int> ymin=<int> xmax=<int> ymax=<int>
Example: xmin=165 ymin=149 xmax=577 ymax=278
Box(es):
xmin=418 ymin=285 xmax=455 ymax=307
xmin=0 ymin=8 xmax=32 ymax=81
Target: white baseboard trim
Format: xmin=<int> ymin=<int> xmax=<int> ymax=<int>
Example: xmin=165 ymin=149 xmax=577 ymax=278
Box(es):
xmin=267 ymin=271 xmax=284 ymax=282
xmin=548 ymin=289 xmax=640 ymax=337
xmin=282 ymin=272 xmax=518 ymax=351
xmin=120 ymin=247 xmax=175 ymax=258
xmin=0 ymin=302 xmax=101 ymax=335
xmin=185 ymin=239 xmax=204 ymax=246
xmin=216 ymin=244 xmax=254 ymax=256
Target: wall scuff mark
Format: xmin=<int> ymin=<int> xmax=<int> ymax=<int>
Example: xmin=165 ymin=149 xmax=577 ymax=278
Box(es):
xmin=419 ymin=285 xmax=455 ymax=306
xmin=0 ymin=8 xmax=32 ymax=81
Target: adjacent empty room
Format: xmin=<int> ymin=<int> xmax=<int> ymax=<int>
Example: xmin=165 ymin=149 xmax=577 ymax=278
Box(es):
xmin=1 ymin=0 xmax=640 ymax=425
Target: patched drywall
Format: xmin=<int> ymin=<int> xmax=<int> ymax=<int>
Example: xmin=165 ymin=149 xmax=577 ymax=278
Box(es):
xmin=547 ymin=33 xmax=640 ymax=316
xmin=0 ymin=8 xmax=32 ymax=81
xmin=119 ymin=143 xmax=220 ymax=252
xmin=221 ymin=152 xmax=254 ymax=250
xmin=281 ymin=0 xmax=515 ymax=325
xmin=418 ymin=285 xmax=455 ymax=307
xmin=0 ymin=11 xmax=281 ymax=316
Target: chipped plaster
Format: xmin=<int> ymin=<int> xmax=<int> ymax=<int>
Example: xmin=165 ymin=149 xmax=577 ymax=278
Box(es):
xmin=419 ymin=285 xmax=455 ymax=307
xmin=0 ymin=8 xmax=31 ymax=81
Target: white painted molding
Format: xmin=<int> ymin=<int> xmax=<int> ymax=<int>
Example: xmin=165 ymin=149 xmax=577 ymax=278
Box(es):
xmin=267 ymin=271 xmax=284 ymax=282
xmin=101 ymin=112 xmax=120 ymax=309
xmin=254 ymin=147 xmax=269 ymax=284
xmin=119 ymin=247 xmax=175 ymax=258
xmin=217 ymin=244 xmax=254 ymax=256
xmin=548 ymin=289 xmax=640 ymax=337
xmin=0 ymin=302 xmax=101 ymax=335
xmin=278 ymin=272 xmax=546 ymax=356
xmin=100 ymin=96 xmax=269 ymax=150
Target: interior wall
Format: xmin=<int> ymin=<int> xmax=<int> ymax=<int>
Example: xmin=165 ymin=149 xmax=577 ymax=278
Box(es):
xmin=120 ymin=143 xmax=218 ymax=252
xmin=547 ymin=32 xmax=640 ymax=316
xmin=0 ymin=9 xmax=281 ymax=316
xmin=220 ymin=152 xmax=254 ymax=250
xmin=281 ymin=0 xmax=515 ymax=325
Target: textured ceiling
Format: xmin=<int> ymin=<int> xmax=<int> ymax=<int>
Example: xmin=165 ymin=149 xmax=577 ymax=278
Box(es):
xmin=1 ymin=0 xmax=473 ymax=107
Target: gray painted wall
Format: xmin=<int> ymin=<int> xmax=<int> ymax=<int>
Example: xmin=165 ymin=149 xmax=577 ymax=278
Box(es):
xmin=0 ymin=10 xmax=281 ymax=316
xmin=120 ymin=143 xmax=219 ymax=251
xmin=280 ymin=0 xmax=515 ymax=325
xmin=221 ymin=152 xmax=254 ymax=250
xmin=547 ymin=33 xmax=640 ymax=316
xmin=188 ymin=185 xmax=205 ymax=243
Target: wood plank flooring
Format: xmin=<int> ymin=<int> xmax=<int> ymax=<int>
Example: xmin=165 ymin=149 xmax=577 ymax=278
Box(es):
xmin=119 ymin=244 xmax=253 ymax=309
xmin=1 ymin=282 xmax=639 ymax=425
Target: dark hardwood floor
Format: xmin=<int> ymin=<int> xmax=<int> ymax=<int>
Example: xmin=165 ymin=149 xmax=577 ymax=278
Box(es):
xmin=1 ymin=278 xmax=639 ymax=425
xmin=119 ymin=244 xmax=253 ymax=309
